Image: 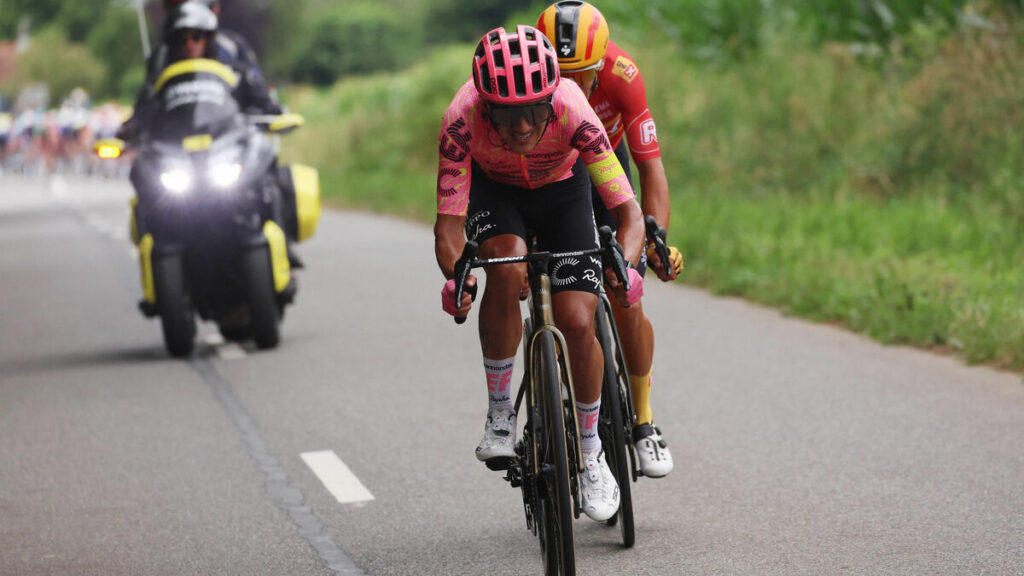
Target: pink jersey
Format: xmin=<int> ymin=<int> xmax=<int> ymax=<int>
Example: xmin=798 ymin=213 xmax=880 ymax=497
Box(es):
xmin=436 ymin=79 xmax=635 ymax=216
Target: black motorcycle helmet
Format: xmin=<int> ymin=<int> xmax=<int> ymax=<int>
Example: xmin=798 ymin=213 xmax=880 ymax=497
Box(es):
xmin=167 ymin=2 xmax=218 ymax=59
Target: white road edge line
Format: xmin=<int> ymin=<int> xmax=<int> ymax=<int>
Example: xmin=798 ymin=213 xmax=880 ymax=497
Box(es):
xmin=301 ymin=450 xmax=375 ymax=505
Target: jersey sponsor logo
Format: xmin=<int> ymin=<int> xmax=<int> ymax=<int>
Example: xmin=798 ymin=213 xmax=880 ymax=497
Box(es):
xmin=582 ymin=268 xmax=602 ymax=291
xmin=577 ymin=410 xmax=600 ymax=430
xmin=466 ymin=210 xmax=495 ymax=241
xmin=551 ymin=258 xmax=580 ymax=287
xmin=466 ymin=210 xmax=491 ymax=228
xmin=439 ymin=118 xmax=471 ymax=162
xmin=640 ymin=119 xmax=657 ymax=146
xmin=571 ymin=121 xmax=611 ymax=156
xmin=437 ymin=167 xmax=464 ymax=197
xmin=526 ymin=150 xmax=565 ymax=160
xmin=487 ymin=372 xmax=512 ymax=392
xmin=612 ymin=56 xmax=638 ymax=83
xmin=471 ymin=222 xmax=495 ymax=242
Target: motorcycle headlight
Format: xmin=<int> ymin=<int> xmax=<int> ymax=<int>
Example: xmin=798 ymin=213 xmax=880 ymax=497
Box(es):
xmin=159 ymin=169 xmax=192 ymax=194
xmin=210 ymin=162 xmax=242 ymax=189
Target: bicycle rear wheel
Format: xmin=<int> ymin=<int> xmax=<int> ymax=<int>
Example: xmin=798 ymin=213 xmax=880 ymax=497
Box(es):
xmin=596 ymin=300 xmax=635 ymax=547
xmin=535 ymin=330 xmax=576 ymax=575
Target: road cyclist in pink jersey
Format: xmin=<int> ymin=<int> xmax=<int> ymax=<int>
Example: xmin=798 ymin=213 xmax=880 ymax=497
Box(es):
xmin=538 ymin=1 xmax=685 ymax=478
xmin=434 ymin=25 xmax=645 ymax=522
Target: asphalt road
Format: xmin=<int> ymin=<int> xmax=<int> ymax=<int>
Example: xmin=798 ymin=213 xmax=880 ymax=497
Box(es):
xmin=1 ymin=174 xmax=1022 ymax=576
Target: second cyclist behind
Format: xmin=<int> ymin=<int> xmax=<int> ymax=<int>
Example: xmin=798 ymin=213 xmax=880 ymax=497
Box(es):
xmin=538 ymin=1 xmax=686 ymax=478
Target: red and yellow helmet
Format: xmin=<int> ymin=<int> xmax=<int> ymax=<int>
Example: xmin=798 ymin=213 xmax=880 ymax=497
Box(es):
xmin=536 ymin=1 xmax=609 ymax=72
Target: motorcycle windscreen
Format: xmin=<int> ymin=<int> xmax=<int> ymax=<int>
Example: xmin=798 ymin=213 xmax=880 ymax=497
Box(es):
xmin=150 ymin=59 xmax=244 ymax=145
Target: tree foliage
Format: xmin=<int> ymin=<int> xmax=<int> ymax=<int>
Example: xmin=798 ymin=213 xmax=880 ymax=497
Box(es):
xmin=422 ymin=0 xmax=530 ymax=44
xmin=85 ymin=6 xmax=145 ymax=99
xmin=291 ymin=3 xmax=414 ymax=86
xmin=4 ymin=26 xmax=107 ymax=102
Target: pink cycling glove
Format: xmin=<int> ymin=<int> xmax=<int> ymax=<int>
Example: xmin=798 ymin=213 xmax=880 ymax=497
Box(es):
xmin=625 ymin=267 xmax=644 ymax=306
xmin=441 ymin=278 xmax=460 ymax=316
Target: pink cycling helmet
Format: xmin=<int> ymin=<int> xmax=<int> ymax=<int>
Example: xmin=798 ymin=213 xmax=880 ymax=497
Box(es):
xmin=472 ymin=25 xmax=560 ymax=105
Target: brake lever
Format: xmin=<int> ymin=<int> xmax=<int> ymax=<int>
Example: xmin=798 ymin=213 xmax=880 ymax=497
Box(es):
xmin=598 ymin=225 xmax=630 ymax=292
xmin=453 ymin=241 xmax=479 ymax=325
xmin=644 ymin=215 xmax=671 ymax=274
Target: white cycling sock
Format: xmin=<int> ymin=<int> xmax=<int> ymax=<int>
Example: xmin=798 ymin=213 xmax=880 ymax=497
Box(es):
xmin=483 ymin=356 xmax=516 ymax=413
xmin=576 ymin=399 xmax=601 ymax=453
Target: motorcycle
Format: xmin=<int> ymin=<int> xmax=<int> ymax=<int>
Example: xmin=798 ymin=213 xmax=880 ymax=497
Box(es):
xmin=96 ymin=58 xmax=321 ymax=357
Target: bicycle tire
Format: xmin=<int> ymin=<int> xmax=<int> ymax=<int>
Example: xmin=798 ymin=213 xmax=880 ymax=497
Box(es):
xmin=535 ymin=330 xmax=576 ymax=575
xmin=596 ymin=300 xmax=635 ymax=547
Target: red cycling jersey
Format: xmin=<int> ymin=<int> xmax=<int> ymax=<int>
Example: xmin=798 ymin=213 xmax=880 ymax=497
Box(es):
xmin=436 ymin=78 xmax=635 ymax=216
xmin=589 ymin=41 xmax=661 ymax=165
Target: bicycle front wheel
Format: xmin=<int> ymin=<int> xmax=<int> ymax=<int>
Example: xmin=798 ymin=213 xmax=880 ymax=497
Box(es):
xmin=535 ymin=330 xmax=576 ymax=575
xmin=596 ymin=299 xmax=635 ymax=547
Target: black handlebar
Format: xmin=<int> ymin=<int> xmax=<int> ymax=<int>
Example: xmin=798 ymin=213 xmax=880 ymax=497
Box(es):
xmin=598 ymin=225 xmax=630 ymax=292
xmin=450 ymin=227 xmax=630 ymax=325
xmin=644 ymin=215 xmax=671 ymax=273
xmin=453 ymin=241 xmax=479 ymax=325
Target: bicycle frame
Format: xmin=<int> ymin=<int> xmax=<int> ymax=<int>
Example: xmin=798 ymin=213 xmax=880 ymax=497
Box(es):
xmin=521 ymin=250 xmax=583 ymax=499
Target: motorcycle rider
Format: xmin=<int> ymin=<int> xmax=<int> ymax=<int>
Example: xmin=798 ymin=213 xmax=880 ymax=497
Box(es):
xmin=120 ymin=0 xmax=281 ymax=142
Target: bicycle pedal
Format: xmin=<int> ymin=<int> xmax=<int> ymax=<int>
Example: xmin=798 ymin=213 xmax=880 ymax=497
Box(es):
xmin=485 ymin=456 xmax=515 ymax=471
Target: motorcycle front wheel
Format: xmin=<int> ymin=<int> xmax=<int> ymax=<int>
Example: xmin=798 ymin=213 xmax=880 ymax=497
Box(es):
xmin=242 ymin=245 xmax=280 ymax=350
xmin=153 ymin=253 xmax=196 ymax=358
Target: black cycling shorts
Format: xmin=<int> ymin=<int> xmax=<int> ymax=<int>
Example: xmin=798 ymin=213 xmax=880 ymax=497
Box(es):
xmin=466 ymin=157 xmax=603 ymax=295
xmin=590 ymin=140 xmax=647 ymax=276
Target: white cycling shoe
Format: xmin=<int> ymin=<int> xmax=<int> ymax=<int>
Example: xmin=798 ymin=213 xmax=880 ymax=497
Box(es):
xmin=633 ymin=423 xmax=674 ymax=478
xmin=580 ymin=449 xmax=620 ymax=522
xmin=475 ymin=408 xmax=517 ymax=463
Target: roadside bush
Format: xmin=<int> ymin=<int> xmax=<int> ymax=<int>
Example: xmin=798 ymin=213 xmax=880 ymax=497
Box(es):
xmin=291 ymin=3 xmax=414 ymax=86
xmin=86 ymin=7 xmax=145 ymax=100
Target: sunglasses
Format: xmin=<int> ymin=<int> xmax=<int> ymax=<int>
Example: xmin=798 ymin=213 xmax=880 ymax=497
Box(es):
xmin=179 ymin=30 xmax=209 ymax=43
xmin=563 ymin=68 xmax=599 ymax=92
xmin=487 ymin=101 xmax=554 ymax=127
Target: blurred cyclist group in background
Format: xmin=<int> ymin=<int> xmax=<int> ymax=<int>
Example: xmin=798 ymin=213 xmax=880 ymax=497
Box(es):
xmin=0 ymin=87 xmax=131 ymax=178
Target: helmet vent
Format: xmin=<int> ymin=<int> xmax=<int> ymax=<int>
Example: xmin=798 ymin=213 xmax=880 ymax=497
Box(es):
xmin=513 ymin=67 xmax=526 ymax=98
xmin=531 ymin=71 xmax=542 ymax=94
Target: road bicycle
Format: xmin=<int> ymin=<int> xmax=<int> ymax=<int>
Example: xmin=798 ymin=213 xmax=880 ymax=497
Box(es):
xmin=452 ymin=226 xmax=634 ymax=575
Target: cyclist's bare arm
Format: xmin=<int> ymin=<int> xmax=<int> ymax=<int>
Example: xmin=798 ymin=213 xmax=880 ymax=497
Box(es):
xmin=635 ymin=157 xmax=679 ymax=281
xmin=435 ymin=213 xmax=477 ymax=318
xmin=434 ymin=213 xmax=467 ymax=280
xmin=636 ymin=157 xmax=671 ymax=232
xmin=610 ymin=200 xmax=643 ymax=267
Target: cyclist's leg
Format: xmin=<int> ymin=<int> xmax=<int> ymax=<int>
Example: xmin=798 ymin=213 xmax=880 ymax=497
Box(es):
xmin=467 ymin=165 xmax=529 ymax=463
xmin=535 ymin=158 xmax=604 ymax=407
xmin=607 ymin=298 xmax=653 ymax=419
xmin=539 ymin=159 xmax=620 ymax=521
xmin=592 ymin=141 xmax=656 ymax=421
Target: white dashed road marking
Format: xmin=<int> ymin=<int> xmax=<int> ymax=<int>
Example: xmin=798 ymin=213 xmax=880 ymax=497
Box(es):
xmin=301 ymin=450 xmax=375 ymax=505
